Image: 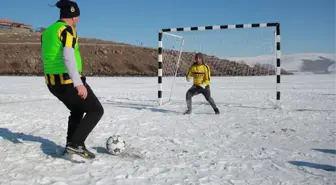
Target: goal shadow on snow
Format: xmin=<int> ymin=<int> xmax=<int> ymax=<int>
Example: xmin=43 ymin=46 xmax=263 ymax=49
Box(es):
xmin=288 ymin=161 xmax=336 ymax=172
xmin=288 ymin=148 xmax=336 ymax=172
xmin=101 ymin=97 xmax=184 ymax=114
xmin=167 ymin=100 xmax=277 ymax=111
xmin=197 ymin=101 xmax=276 ymax=110
xmin=113 ymin=104 xmax=181 ymax=114
xmin=0 ymin=127 xmax=64 ymax=159
xmin=312 ymin=148 xmax=336 ymax=154
xmin=291 ymin=108 xmax=336 ymax=113
xmin=99 ymin=97 xmax=157 ymax=108
xmin=215 ymin=102 xmax=335 ymax=112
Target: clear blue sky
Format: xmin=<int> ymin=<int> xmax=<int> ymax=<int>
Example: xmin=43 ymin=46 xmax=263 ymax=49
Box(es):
xmin=1 ymin=0 xmax=335 ymax=58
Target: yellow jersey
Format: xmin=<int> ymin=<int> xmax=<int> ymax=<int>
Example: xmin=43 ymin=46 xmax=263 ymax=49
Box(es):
xmin=186 ymin=63 xmax=211 ymax=86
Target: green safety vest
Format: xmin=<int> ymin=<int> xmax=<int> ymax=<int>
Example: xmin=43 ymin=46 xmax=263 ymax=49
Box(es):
xmin=41 ymin=21 xmax=82 ymax=74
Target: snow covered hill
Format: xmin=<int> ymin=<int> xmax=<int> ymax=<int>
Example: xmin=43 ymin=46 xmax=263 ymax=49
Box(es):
xmin=228 ymin=53 xmax=336 ymax=74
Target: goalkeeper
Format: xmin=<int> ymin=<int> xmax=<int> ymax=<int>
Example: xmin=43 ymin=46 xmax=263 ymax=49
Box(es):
xmin=184 ymin=53 xmax=220 ymax=114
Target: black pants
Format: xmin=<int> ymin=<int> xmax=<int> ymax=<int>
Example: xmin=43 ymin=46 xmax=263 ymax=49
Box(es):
xmin=47 ymin=79 xmax=104 ymax=146
xmin=186 ymin=85 xmax=218 ymax=111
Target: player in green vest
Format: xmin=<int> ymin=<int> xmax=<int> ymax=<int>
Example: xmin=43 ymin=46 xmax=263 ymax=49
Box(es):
xmin=41 ymin=0 xmax=104 ymax=159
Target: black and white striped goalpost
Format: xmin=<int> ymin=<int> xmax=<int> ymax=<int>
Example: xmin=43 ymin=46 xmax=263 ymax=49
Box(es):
xmin=157 ymin=22 xmax=281 ymax=108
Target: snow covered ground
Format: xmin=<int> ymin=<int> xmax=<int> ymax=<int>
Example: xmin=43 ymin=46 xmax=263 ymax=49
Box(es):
xmin=0 ymin=74 xmax=335 ymax=185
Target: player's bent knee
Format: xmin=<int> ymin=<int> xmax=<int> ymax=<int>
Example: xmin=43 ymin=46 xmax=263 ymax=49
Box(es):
xmin=89 ymin=104 xmax=104 ymax=124
xmin=86 ymin=95 xmax=104 ymax=118
xmin=95 ymin=102 xmax=104 ymax=117
xmin=186 ymin=92 xmax=192 ymax=100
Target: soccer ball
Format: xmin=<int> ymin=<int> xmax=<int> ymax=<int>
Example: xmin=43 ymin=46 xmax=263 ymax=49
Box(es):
xmin=106 ymin=135 xmax=126 ymax=155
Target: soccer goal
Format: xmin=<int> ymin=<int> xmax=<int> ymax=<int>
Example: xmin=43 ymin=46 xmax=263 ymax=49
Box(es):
xmin=157 ymin=23 xmax=281 ymax=109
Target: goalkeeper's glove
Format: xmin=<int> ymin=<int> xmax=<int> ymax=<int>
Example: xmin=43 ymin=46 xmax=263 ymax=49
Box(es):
xmin=186 ymin=77 xmax=191 ymax=82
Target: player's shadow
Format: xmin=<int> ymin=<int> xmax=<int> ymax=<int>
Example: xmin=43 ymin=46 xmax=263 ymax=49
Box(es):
xmin=92 ymin=146 xmax=110 ymax=154
xmin=288 ymin=161 xmax=336 ymax=172
xmin=0 ymin=127 xmax=63 ymax=159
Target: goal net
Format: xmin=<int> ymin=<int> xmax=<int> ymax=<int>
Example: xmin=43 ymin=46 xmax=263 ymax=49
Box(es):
xmin=158 ymin=23 xmax=283 ymax=109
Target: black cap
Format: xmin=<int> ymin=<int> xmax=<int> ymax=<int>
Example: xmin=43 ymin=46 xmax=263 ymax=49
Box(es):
xmin=55 ymin=0 xmax=80 ymax=19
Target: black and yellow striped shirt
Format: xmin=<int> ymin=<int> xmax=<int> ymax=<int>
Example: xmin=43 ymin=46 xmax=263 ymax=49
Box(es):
xmin=186 ymin=63 xmax=211 ymax=86
xmin=57 ymin=23 xmax=78 ymax=49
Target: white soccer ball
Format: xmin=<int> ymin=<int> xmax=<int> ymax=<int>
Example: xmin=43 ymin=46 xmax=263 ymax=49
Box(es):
xmin=106 ymin=135 xmax=126 ymax=155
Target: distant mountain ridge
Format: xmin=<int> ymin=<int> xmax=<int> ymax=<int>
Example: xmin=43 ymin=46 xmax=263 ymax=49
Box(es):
xmin=228 ymin=53 xmax=336 ymax=74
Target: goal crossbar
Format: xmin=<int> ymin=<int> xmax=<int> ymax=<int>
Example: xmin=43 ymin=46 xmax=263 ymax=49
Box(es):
xmin=157 ymin=22 xmax=281 ymax=108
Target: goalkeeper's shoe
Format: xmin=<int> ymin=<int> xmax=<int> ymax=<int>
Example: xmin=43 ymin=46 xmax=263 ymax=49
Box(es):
xmin=65 ymin=142 xmax=95 ymax=159
xmin=214 ymin=108 xmax=220 ymax=114
xmin=183 ymin=109 xmax=192 ymax=115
